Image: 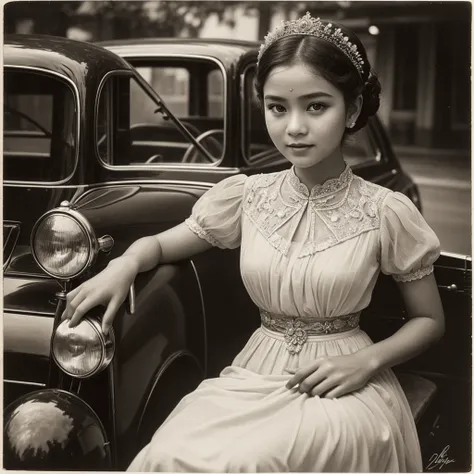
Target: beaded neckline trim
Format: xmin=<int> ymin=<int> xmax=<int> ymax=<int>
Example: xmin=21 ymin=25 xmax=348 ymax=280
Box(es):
xmin=287 ymin=164 xmax=353 ymax=199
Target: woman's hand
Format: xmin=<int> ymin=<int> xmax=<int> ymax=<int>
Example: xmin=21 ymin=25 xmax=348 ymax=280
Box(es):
xmin=285 ymin=353 xmax=375 ymax=399
xmin=61 ymin=256 xmax=139 ymax=335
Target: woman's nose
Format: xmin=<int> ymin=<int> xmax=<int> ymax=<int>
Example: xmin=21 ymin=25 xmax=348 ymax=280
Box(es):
xmin=286 ymin=112 xmax=308 ymax=136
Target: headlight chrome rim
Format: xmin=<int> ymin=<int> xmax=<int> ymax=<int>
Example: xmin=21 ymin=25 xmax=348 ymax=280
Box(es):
xmin=52 ymin=317 xmax=115 ymax=379
xmin=31 ymin=207 xmax=99 ymax=280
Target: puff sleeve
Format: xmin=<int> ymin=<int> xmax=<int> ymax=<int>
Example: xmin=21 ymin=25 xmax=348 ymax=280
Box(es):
xmin=185 ymin=174 xmax=247 ymax=249
xmin=380 ymin=192 xmax=441 ymax=282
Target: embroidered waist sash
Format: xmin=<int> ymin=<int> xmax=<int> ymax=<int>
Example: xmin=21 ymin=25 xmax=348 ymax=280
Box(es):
xmin=260 ymin=309 xmax=361 ymax=354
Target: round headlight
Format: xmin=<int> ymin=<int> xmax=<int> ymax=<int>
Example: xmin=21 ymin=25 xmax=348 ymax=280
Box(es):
xmin=33 ymin=213 xmax=93 ymax=278
xmin=52 ymin=318 xmax=115 ymax=378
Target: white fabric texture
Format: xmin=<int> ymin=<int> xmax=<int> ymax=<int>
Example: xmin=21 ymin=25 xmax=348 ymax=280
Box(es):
xmin=128 ymin=165 xmax=440 ymax=473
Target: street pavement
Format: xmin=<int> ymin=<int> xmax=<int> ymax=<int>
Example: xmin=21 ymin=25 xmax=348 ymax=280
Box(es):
xmin=396 ymin=149 xmax=471 ymax=256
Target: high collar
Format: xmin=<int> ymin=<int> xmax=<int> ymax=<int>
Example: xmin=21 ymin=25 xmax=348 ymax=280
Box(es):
xmin=287 ymin=164 xmax=353 ymax=200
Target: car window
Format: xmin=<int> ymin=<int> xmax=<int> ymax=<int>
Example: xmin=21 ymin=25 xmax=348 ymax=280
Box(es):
xmin=132 ymin=61 xmax=225 ymax=164
xmin=4 ymin=69 xmax=77 ymax=182
xmin=97 ymin=73 xmax=221 ymax=167
xmin=135 ymin=67 xmax=190 ymax=116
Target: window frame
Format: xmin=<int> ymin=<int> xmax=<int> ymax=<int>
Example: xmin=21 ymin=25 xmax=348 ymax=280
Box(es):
xmin=95 ymin=69 xmax=221 ymax=170
xmin=97 ymin=54 xmax=228 ymax=171
xmin=3 ymin=65 xmax=80 ymax=186
xmin=240 ymin=63 xmax=281 ymax=166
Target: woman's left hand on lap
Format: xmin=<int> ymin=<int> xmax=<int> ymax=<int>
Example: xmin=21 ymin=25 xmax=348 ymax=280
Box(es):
xmin=285 ymin=353 xmax=375 ymax=399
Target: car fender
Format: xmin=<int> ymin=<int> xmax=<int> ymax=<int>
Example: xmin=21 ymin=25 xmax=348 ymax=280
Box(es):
xmin=118 ymin=349 xmax=203 ymax=467
xmin=4 ymin=389 xmax=111 ymax=471
xmin=110 ymin=259 xmax=206 ymax=466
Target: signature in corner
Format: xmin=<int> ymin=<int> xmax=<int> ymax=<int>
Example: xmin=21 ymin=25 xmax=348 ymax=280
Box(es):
xmin=426 ymin=445 xmax=456 ymax=471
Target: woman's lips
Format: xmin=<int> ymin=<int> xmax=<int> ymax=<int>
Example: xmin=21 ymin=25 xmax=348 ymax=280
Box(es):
xmin=287 ymin=144 xmax=315 ymax=153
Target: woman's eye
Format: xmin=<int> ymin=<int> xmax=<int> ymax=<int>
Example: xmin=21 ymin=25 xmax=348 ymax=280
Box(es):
xmin=308 ymin=103 xmax=326 ymax=112
xmin=268 ymin=104 xmax=286 ymax=113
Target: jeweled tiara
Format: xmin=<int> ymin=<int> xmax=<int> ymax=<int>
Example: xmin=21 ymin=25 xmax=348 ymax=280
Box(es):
xmin=257 ymin=12 xmax=365 ymax=77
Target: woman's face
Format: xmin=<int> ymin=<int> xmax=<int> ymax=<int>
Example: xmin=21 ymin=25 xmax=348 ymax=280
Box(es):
xmin=263 ymin=62 xmax=352 ymax=169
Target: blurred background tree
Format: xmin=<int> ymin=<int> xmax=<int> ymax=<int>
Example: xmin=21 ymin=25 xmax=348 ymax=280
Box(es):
xmin=4 ymin=1 xmax=320 ymax=40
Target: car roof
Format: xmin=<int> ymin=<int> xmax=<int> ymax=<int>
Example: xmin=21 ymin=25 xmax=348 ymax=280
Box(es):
xmin=97 ymin=38 xmax=259 ymax=66
xmin=4 ymin=34 xmax=133 ymax=83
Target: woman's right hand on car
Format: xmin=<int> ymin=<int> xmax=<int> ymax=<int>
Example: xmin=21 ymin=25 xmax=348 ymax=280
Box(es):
xmin=61 ymin=256 xmax=139 ymax=335
xmin=61 ymin=224 xmax=213 ymax=335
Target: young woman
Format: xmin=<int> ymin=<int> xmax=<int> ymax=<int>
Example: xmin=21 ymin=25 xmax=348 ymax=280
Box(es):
xmin=63 ymin=13 xmax=444 ymax=472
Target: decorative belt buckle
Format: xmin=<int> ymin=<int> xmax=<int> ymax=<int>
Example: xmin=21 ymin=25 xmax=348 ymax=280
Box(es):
xmin=284 ymin=319 xmax=308 ymax=354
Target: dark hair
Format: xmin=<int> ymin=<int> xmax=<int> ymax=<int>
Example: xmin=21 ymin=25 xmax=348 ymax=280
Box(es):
xmin=255 ymin=21 xmax=381 ymax=134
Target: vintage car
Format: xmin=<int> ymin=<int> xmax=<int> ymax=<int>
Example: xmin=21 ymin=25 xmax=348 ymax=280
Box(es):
xmin=3 ymin=34 xmax=471 ymax=471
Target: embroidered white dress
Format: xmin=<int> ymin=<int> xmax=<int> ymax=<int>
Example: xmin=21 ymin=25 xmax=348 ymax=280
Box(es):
xmin=128 ymin=165 xmax=440 ymax=473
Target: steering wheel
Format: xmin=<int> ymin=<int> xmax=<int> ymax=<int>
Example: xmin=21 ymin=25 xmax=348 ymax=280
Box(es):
xmin=145 ymin=154 xmax=163 ymax=164
xmin=181 ymin=130 xmax=224 ymax=164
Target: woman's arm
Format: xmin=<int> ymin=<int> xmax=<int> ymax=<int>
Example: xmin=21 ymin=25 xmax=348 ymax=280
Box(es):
xmin=63 ymin=223 xmax=213 ymax=333
xmin=119 ymin=222 xmax=213 ymax=274
xmin=357 ymin=272 xmax=445 ymax=372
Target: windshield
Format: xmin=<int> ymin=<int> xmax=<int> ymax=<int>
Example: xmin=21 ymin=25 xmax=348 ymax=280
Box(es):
xmin=4 ymin=69 xmax=78 ymax=182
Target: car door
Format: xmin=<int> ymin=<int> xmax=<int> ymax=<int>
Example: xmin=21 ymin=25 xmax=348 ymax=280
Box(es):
xmin=362 ymin=252 xmax=471 ymax=471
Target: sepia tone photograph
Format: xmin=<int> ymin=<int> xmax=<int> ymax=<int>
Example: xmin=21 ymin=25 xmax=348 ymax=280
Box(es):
xmin=3 ymin=1 xmax=471 ymax=472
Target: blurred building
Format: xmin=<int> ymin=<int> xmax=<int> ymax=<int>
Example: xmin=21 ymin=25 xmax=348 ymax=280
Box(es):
xmin=305 ymin=1 xmax=470 ymax=150
xmin=201 ymin=1 xmax=470 ymax=151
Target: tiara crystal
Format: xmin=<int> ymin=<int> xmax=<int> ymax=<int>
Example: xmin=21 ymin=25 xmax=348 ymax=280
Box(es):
xmin=258 ymin=12 xmax=365 ymax=76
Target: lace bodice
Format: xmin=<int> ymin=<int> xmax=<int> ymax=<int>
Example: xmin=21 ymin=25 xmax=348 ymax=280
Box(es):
xmin=243 ymin=165 xmax=390 ymax=258
xmin=185 ymin=166 xmax=440 ymax=319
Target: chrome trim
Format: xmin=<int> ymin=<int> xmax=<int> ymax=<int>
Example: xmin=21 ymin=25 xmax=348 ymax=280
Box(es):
xmin=4 ymin=307 xmax=55 ymax=316
xmin=127 ymin=282 xmax=136 ymax=315
xmin=441 ymin=251 xmax=472 ymax=261
xmin=76 ymin=177 xmax=232 ymax=197
xmin=30 ymin=207 xmax=100 ymax=280
xmin=439 ymin=283 xmax=459 ymax=292
xmin=190 ymin=259 xmax=207 ymax=374
xmin=240 ymin=63 xmax=258 ymax=165
xmin=107 ymin=361 xmax=118 ymax=468
xmin=3 ymin=183 xmax=87 ymax=189
xmin=52 ymin=317 xmax=116 ymax=379
xmin=3 ymin=175 xmax=235 ymax=193
xmin=73 ymin=180 xmax=217 ymax=208
xmin=102 ymin=162 xmax=231 ymax=171
xmin=97 ymin=53 xmax=227 ymax=169
xmin=4 ymin=379 xmax=47 ymax=388
xmin=98 ymin=235 xmax=115 ymax=253
xmin=4 ymin=65 xmax=81 ymax=186
xmin=4 ymin=151 xmax=50 ymax=158
xmin=3 ymin=222 xmax=21 ymax=270
xmin=136 ymin=350 xmax=202 ymax=436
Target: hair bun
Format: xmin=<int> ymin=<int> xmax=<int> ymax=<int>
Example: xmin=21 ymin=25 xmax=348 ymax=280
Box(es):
xmin=350 ymin=70 xmax=381 ymax=133
xmin=363 ymin=72 xmax=381 ymax=116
